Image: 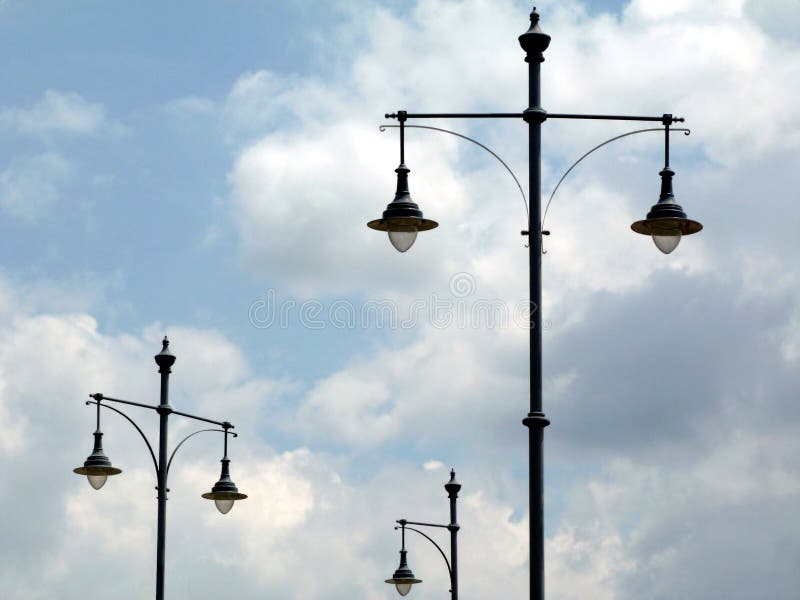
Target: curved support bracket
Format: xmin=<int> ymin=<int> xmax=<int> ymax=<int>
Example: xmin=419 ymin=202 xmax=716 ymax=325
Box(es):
xmin=87 ymin=399 xmax=158 ymax=477
xmin=398 ymin=525 xmax=453 ymax=582
xmin=541 ymin=127 xmax=691 ymax=252
xmin=380 ymin=124 xmax=528 ymax=219
xmin=166 ymin=428 xmax=237 ymax=477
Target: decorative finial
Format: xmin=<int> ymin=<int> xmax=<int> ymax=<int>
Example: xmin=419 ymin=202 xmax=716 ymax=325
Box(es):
xmin=444 ymin=468 xmax=461 ymax=497
xmin=519 ymin=5 xmax=550 ymax=58
xmin=154 ymin=334 xmax=176 ymax=370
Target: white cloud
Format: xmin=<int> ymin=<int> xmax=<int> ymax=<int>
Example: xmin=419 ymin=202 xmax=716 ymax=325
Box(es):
xmin=550 ymin=426 xmax=800 ymax=599
xmin=0 ymin=153 xmax=72 ymax=219
xmin=423 ymin=459 xmax=445 ymax=471
xmin=0 ymin=90 xmax=112 ymax=136
xmin=164 ymin=95 xmax=216 ymax=116
xmin=745 ymin=0 xmax=800 ymax=41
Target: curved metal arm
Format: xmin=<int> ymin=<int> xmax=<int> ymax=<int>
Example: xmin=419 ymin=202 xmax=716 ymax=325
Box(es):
xmin=166 ymin=428 xmax=237 ymax=476
xmin=380 ymin=124 xmax=528 ymax=218
xmin=542 ymin=127 xmax=691 ymax=229
xmin=87 ymin=399 xmax=158 ymax=477
xmin=398 ymin=525 xmax=453 ymax=581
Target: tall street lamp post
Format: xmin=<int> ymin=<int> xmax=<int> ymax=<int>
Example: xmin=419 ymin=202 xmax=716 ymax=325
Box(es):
xmin=385 ymin=470 xmax=461 ymax=599
xmin=73 ymin=337 xmax=248 ymax=600
xmin=368 ymin=8 xmax=702 ymax=600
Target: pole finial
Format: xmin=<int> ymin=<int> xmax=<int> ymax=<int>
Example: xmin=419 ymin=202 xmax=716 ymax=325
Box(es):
xmin=519 ymin=5 xmax=550 ymax=59
xmin=154 ymin=335 xmax=176 ymax=370
xmin=445 ymin=468 xmax=461 ymax=496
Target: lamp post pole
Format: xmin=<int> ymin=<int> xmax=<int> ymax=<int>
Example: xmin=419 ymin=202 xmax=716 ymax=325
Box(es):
xmin=155 ymin=341 xmax=174 ymax=600
xmin=368 ymin=8 xmax=702 ymax=600
xmin=446 ymin=471 xmax=459 ymax=600
xmin=520 ymin=13 xmax=549 ymax=600
xmin=73 ymin=337 xmax=248 ymax=600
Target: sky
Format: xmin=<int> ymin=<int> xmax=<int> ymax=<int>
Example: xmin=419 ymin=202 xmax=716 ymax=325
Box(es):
xmin=0 ymin=0 xmax=798 ymax=598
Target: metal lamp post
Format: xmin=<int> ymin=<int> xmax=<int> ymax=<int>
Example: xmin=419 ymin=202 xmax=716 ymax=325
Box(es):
xmin=368 ymin=8 xmax=702 ymax=600
xmin=73 ymin=337 xmax=248 ymax=600
xmin=385 ymin=469 xmax=461 ymax=599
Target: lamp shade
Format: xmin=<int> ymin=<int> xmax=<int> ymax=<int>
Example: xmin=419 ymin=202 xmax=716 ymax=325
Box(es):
xmin=202 ymin=458 xmax=247 ymax=514
xmin=631 ymin=167 xmax=702 ymax=254
xmin=368 ymin=164 xmax=437 ymax=253
xmin=385 ymin=550 xmax=422 ymax=596
xmin=73 ymin=431 xmax=122 ymax=490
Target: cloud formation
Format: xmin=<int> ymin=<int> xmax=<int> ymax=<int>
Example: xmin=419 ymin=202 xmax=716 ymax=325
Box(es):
xmin=0 ymin=90 xmax=111 ymax=136
xmin=0 ymin=153 xmax=71 ymax=219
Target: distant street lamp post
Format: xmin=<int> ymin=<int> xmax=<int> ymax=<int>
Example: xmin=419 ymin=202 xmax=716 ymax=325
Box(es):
xmin=368 ymin=8 xmax=702 ymax=600
xmin=73 ymin=337 xmax=248 ymax=600
xmin=385 ymin=470 xmax=461 ymax=599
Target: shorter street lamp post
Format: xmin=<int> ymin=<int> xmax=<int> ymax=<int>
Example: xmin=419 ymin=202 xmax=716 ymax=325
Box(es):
xmin=73 ymin=337 xmax=248 ymax=600
xmin=386 ymin=470 xmax=461 ymax=599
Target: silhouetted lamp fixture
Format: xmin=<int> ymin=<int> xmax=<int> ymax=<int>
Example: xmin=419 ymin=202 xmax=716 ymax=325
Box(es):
xmin=202 ymin=425 xmax=248 ymax=514
xmin=73 ymin=400 xmax=121 ymax=490
xmin=631 ymin=122 xmax=702 ymax=253
xmin=368 ymin=112 xmax=438 ymax=253
xmin=385 ymin=538 xmax=422 ymax=597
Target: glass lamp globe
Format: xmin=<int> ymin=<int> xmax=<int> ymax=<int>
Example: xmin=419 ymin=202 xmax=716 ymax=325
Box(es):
xmin=652 ymin=231 xmax=681 ymax=254
xmin=395 ymin=582 xmax=413 ymax=596
xmin=388 ymin=227 xmax=418 ymax=253
xmin=214 ymin=498 xmax=235 ymax=514
xmin=87 ymin=474 xmax=108 ymax=490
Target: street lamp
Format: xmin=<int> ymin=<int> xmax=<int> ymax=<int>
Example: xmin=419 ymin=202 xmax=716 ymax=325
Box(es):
xmin=368 ymin=8 xmax=702 ymax=600
xmin=366 ymin=121 xmax=438 ymax=253
xmin=73 ymin=337 xmax=248 ymax=600
xmin=385 ymin=469 xmax=461 ymax=599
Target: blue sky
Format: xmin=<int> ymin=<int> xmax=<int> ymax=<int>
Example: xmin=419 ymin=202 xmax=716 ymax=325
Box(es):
xmin=1 ymin=1 xmax=799 ymax=599
xmin=0 ymin=1 xmax=374 ymax=379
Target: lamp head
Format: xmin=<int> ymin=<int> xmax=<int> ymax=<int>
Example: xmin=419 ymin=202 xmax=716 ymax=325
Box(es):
xmin=368 ymin=164 xmax=438 ymax=253
xmin=385 ymin=549 xmax=422 ymax=596
xmin=202 ymin=458 xmax=248 ymax=514
xmin=631 ymin=167 xmax=702 ymax=254
xmin=73 ymin=431 xmax=122 ymax=490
